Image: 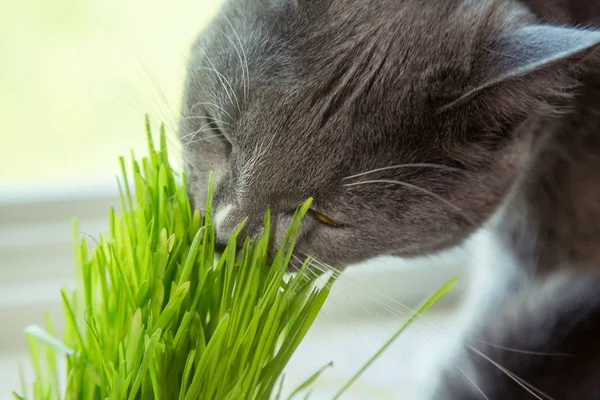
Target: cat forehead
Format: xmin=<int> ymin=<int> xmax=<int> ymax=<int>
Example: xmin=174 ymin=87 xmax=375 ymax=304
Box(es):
xmin=233 ymin=0 xmax=513 ymax=53
xmin=193 ymin=0 xmax=522 ymax=103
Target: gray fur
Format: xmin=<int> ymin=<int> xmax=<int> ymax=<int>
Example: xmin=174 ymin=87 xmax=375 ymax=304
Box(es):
xmin=179 ymin=0 xmax=600 ymax=397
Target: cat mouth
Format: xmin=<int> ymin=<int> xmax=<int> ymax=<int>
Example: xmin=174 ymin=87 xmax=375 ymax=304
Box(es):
xmin=213 ymin=238 xmax=307 ymax=271
xmin=287 ymin=252 xmax=309 ymax=272
xmin=214 ymin=236 xmax=323 ymax=275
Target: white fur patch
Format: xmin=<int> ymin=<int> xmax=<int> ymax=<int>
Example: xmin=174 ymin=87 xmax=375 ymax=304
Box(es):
xmin=415 ymin=211 xmax=523 ymax=399
xmin=214 ymin=204 xmax=233 ymax=234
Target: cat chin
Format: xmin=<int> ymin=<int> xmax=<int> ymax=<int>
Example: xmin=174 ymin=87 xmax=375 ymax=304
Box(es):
xmin=386 ymin=226 xmax=487 ymax=260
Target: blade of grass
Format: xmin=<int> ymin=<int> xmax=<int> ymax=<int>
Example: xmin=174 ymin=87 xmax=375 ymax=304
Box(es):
xmin=24 ymin=325 xmax=74 ymax=356
xmin=332 ymin=278 xmax=458 ymax=400
xmin=17 ymin=117 xmax=450 ymax=400
xmin=287 ymin=362 xmax=333 ymax=400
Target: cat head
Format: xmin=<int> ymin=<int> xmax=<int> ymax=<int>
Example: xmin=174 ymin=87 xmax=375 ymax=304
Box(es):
xmin=180 ymin=0 xmax=600 ymax=268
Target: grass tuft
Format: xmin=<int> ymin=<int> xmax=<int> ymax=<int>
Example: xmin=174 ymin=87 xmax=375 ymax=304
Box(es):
xmin=15 ymin=117 xmax=334 ymax=400
xmin=15 ymin=117 xmax=455 ymax=399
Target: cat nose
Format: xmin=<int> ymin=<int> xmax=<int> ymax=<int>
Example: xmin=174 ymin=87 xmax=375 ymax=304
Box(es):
xmin=212 ymin=202 xmax=264 ymax=251
xmin=212 ymin=202 xmax=243 ymax=252
xmin=214 ymin=204 xmax=234 ymax=236
xmin=213 ymin=204 xmax=233 ymax=245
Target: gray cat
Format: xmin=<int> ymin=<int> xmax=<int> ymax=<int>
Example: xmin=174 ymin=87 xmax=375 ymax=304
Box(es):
xmin=179 ymin=0 xmax=600 ymax=398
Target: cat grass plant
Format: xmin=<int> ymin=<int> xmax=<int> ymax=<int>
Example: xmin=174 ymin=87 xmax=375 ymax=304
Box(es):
xmin=15 ymin=118 xmax=455 ymax=400
xmin=15 ymin=119 xmax=334 ymax=400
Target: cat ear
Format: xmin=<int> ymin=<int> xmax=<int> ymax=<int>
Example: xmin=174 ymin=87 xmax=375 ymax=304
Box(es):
xmin=483 ymin=25 xmax=600 ymax=86
xmin=442 ymin=25 xmax=600 ymax=111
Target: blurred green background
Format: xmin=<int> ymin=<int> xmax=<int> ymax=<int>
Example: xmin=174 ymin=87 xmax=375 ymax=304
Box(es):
xmin=0 ymin=0 xmax=222 ymax=188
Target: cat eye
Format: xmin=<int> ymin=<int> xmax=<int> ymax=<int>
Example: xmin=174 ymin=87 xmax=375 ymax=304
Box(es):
xmin=200 ymin=111 xmax=231 ymax=144
xmin=310 ymin=209 xmax=337 ymax=226
xmin=205 ymin=118 xmax=232 ymax=152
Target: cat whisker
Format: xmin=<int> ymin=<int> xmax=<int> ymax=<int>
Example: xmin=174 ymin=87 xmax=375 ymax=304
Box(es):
xmin=127 ymin=46 xmax=180 ymax=131
xmin=114 ymin=93 xmax=181 ymax=154
xmin=180 ymin=120 xmax=227 ymax=145
xmin=189 ymin=102 xmax=233 ymax=119
xmin=292 ymin=254 xmax=322 ymax=277
xmin=222 ymin=14 xmax=250 ymax=104
xmin=306 ymin=257 xmax=343 ymax=278
xmin=139 ymin=117 xmax=184 ymax=161
xmin=180 ymin=116 xmax=230 ymax=125
xmin=195 ymin=64 xmax=238 ymax=111
xmin=310 ymin=257 xmax=571 ymax=359
xmin=308 ymin=258 xmax=567 ymax=399
xmin=221 ymin=32 xmax=247 ymax=103
xmin=299 ymin=259 xmax=385 ymax=349
xmin=473 ymin=342 xmax=573 ymax=358
xmin=105 ymin=44 xmax=185 ymax=157
xmin=289 ymin=256 xmax=304 ymax=271
xmin=309 ymin=257 xmax=417 ymax=317
xmin=304 ymin=264 xmax=330 ymax=284
xmin=195 ymin=58 xmax=241 ymax=113
xmin=344 ymin=179 xmax=475 ymax=225
xmin=183 ymin=133 xmax=227 ymax=147
xmin=291 ymin=253 xmax=306 ymax=266
xmin=343 ymin=163 xmax=476 ymax=181
xmin=180 ymin=113 xmax=229 ymax=148
xmin=466 ymin=346 xmax=553 ymax=400
xmin=306 ymin=258 xmax=397 ymax=319
xmin=180 ymin=120 xmax=224 ymax=141
xmin=455 ymin=364 xmax=490 ymax=400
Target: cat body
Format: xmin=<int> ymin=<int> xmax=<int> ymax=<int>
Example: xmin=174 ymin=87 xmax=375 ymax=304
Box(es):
xmin=180 ymin=0 xmax=600 ymax=397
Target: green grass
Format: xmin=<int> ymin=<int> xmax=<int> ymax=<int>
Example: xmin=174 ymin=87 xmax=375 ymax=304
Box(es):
xmin=14 ymin=117 xmax=456 ymax=399
xmin=14 ymin=118 xmax=335 ymax=399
